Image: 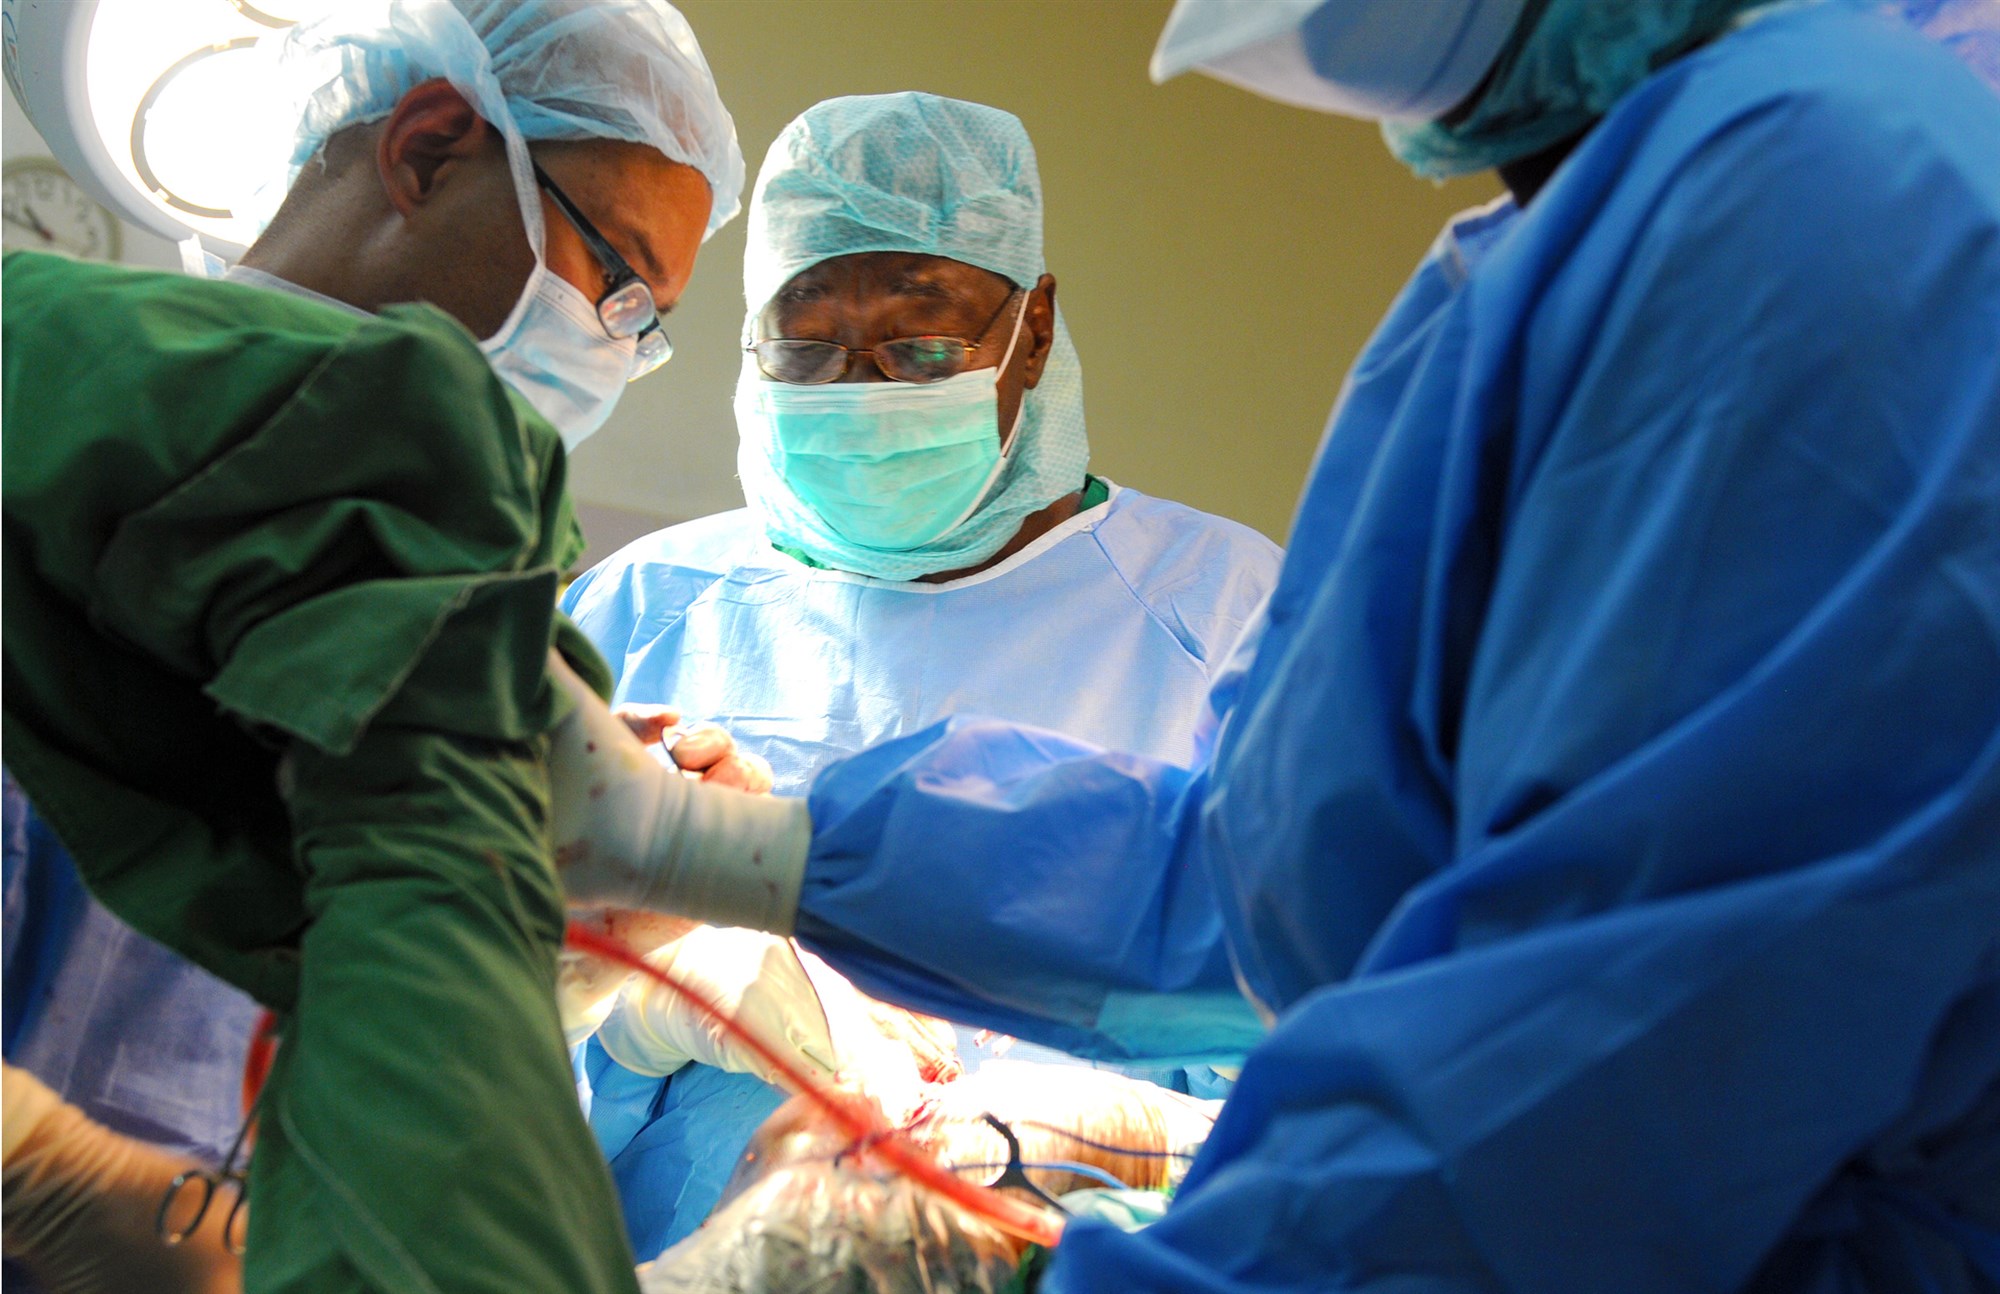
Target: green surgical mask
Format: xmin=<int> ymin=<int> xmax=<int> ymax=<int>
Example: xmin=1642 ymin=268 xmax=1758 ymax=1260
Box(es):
xmin=742 ymin=297 xmax=1029 ymax=556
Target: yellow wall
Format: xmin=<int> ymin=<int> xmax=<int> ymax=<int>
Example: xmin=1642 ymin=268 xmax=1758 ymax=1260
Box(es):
xmin=9 ymin=1 xmax=1499 ymax=555
xmin=555 ymin=1 xmax=1497 ymax=549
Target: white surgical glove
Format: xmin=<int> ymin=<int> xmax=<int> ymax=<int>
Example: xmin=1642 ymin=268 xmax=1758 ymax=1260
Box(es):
xmin=595 ymin=929 xmax=933 ymax=1121
xmin=546 ymin=652 xmax=810 ymax=932
xmin=556 ymin=907 xmax=699 ymax=1045
xmin=594 ymin=926 xmax=840 ymax=1085
xmin=2 ymin=1064 xmax=241 ymax=1294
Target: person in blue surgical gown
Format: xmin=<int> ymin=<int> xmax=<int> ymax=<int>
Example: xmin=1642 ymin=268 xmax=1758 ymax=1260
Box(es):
xmin=596 ymin=1 xmax=2000 ymax=1290
xmin=561 ymin=92 xmax=1279 ymax=1260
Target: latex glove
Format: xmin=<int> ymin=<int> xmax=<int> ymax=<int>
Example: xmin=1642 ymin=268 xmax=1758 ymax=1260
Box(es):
xmin=2 ymin=1063 xmax=241 ymax=1294
xmin=669 ymin=723 xmax=774 ymax=794
xmin=545 ymin=651 xmax=809 ymax=931
xmin=594 ymin=926 xmax=841 ymax=1086
xmin=792 ymin=947 xmax=934 ymax=1122
xmin=614 ymin=707 xmax=775 ymax=795
xmin=613 ymin=704 xmax=683 ymax=748
xmin=595 ymin=930 xmax=933 ymax=1121
xmin=556 ymin=907 xmax=699 ymax=1044
xmin=859 ymin=999 xmax=964 ymax=1084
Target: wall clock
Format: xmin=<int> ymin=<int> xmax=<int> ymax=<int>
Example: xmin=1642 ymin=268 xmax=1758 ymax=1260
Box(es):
xmin=3 ymin=155 xmax=123 ymax=261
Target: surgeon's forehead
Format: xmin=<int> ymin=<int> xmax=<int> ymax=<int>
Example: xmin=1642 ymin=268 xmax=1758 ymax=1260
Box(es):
xmin=772 ymin=252 xmax=1012 ymax=305
xmin=540 ymin=139 xmax=708 ymax=304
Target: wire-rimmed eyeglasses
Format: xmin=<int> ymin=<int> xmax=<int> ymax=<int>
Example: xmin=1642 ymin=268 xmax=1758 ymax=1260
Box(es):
xmin=746 ymin=288 xmax=1025 ymax=385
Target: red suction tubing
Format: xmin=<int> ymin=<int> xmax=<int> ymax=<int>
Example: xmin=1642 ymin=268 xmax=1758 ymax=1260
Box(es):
xmin=563 ymin=921 xmax=1066 ymax=1249
xmin=242 ymin=1010 xmax=278 ymax=1118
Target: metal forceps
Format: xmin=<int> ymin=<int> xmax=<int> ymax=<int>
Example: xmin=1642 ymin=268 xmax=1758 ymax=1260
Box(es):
xmin=155 ymin=1085 xmax=262 ymax=1255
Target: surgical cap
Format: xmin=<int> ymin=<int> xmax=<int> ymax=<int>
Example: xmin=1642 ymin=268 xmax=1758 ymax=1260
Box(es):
xmin=736 ymin=93 xmax=1090 ymax=582
xmin=1149 ymin=0 xmax=1530 ymax=120
xmin=269 ymin=0 xmax=743 ymax=237
xmin=1382 ymin=0 xmax=1778 ymax=178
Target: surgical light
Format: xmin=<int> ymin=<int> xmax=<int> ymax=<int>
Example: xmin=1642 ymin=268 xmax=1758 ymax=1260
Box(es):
xmin=3 ymin=0 xmax=328 ymax=255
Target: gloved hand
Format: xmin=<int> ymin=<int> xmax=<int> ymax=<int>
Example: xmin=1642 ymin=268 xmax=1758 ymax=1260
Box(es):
xmin=546 ymin=651 xmax=809 ymax=931
xmin=595 ymin=929 xmax=936 ymax=1121
xmin=556 ymin=906 xmax=699 ymax=1044
xmin=859 ymin=999 xmax=964 ymax=1084
xmin=614 ymin=706 xmax=775 ymax=795
xmin=2 ymin=1063 xmax=241 ymax=1294
xmin=593 ymin=926 xmax=841 ymax=1086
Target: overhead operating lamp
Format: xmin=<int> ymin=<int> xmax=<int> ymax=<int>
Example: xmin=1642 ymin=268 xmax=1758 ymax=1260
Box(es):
xmin=2 ymin=0 xmax=323 ymax=257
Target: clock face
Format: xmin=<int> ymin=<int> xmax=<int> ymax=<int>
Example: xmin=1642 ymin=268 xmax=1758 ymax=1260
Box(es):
xmin=3 ymin=158 xmax=124 ymax=262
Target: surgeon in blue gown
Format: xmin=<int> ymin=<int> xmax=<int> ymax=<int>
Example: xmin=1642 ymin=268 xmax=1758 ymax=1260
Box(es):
xmin=628 ymin=1 xmax=2000 ymax=1290
xmin=564 ymin=92 xmax=1279 ymax=1259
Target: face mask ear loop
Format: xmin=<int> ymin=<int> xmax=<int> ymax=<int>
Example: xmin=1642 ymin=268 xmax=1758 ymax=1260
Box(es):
xmin=458 ymin=23 xmax=547 ymax=350
xmin=992 ymin=289 xmax=1033 ymax=457
xmin=924 ymin=289 xmax=1035 ymax=546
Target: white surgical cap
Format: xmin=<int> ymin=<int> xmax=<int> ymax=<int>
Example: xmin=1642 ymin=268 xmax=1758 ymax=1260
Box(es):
xmin=1149 ymin=0 xmax=1529 ymax=120
xmin=736 ymin=92 xmax=1090 ymax=582
xmin=268 ymin=0 xmax=743 ymax=238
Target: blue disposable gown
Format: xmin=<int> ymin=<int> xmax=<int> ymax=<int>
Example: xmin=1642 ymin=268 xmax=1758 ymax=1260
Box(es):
xmin=562 ymin=483 xmax=1279 ymax=1256
xmin=795 ymin=8 xmax=2000 ymax=1292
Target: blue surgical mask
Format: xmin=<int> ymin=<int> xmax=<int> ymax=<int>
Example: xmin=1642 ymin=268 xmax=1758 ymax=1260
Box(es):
xmin=481 ymin=259 xmax=639 ymax=452
xmin=742 ymin=296 xmax=1030 ymax=554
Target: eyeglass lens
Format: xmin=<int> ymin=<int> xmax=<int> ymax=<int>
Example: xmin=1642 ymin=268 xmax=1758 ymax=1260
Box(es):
xmin=632 ymin=329 xmax=673 ymax=377
xmin=533 ymin=160 xmax=671 ymax=380
xmin=753 ymin=336 xmax=972 ymax=385
xmin=597 ymin=279 xmax=657 ymax=339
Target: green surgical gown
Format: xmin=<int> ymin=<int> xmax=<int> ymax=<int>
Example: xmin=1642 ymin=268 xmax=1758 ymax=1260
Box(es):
xmin=1 ymin=251 xmax=638 ymax=1294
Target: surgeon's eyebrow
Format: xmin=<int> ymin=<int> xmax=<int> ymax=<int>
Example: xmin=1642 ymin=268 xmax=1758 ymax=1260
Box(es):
xmin=884 ymin=268 xmax=979 ymax=306
xmin=606 ymin=219 xmax=675 ymax=305
xmin=773 ymin=279 xmax=826 ymax=304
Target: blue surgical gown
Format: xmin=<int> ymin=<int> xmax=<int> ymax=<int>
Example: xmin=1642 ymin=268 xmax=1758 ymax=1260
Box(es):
xmin=2 ymin=769 xmax=258 ymax=1161
xmin=795 ymin=8 xmax=2000 ymax=1292
xmin=561 ymin=484 xmax=1279 ymax=1257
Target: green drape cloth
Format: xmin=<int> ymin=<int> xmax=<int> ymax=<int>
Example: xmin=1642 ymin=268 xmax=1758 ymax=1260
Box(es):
xmin=2 ymin=251 xmax=636 ymax=1293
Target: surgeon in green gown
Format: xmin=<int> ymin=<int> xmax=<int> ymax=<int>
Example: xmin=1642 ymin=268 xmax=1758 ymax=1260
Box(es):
xmin=0 ymin=2 xmax=746 ymax=1289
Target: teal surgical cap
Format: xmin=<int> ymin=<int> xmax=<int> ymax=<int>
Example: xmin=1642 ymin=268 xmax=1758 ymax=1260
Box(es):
xmin=736 ymin=92 xmax=1090 ymax=582
xmin=1386 ymin=0 xmax=1996 ymax=176
xmin=1152 ymin=0 xmax=1881 ymax=180
xmin=742 ymin=92 xmax=1043 ymax=313
xmin=1381 ymin=0 xmax=1774 ymax=178
xmin=268 ymin=0 xmax=743 ymax=238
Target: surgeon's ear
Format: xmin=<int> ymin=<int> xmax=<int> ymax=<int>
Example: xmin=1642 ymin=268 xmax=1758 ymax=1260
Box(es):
xmin=376 ymin=78 xmax=498 ymax=218
xmin=1022 ymin=273 xmax=1058 ymax=390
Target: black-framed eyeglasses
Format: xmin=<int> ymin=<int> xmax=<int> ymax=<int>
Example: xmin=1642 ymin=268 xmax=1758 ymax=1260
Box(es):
xmin=532 ymin=161 xmax=672 ymax=379
xmin=746 ymin=288 xmax=1024 ymax=385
